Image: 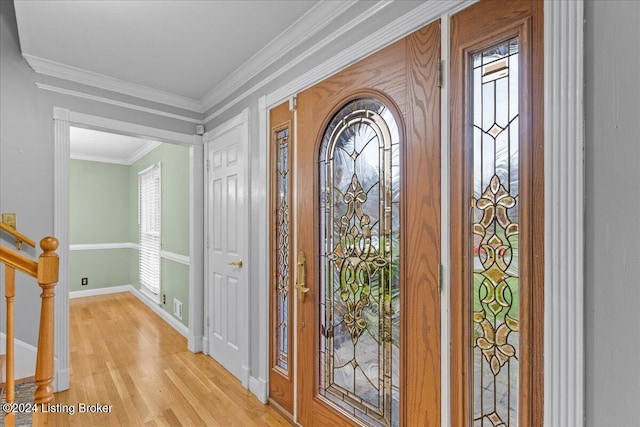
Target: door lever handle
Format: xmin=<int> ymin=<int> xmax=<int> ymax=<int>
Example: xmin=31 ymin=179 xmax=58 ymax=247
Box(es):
xmin=295 ymin=251 xmax=309 ymax=302
xmin=228 ymin=259 xmax=243 ymax=268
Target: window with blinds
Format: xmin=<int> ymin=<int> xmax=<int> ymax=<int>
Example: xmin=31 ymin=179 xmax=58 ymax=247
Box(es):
xmin=139 ymin=163 xmax=161 ymax=299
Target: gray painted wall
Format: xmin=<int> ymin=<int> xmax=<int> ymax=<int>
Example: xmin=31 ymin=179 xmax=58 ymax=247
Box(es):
xmin=584 ymin=1 xmax=640 ymax=426
xmin=0 ymin=0 xmax=195 ymax=346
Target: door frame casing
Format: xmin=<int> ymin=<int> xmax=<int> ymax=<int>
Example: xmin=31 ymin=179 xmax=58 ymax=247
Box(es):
xmin=53 ymin=108 xmax=203 ymax=391
xmin=257 ymin=1 xmax=584 ymax=425
xmin=203 ymin=108 xmax=251 ymax=388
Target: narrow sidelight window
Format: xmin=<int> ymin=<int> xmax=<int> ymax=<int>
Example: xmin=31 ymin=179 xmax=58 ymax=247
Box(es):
xmin=275 ymin=127 xmax=290 ymax=372
xmin=471 ymin=38 xmax=520 ymax=426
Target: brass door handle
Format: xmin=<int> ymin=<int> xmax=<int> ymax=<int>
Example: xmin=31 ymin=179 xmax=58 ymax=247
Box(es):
xmin=228 ymin=259 xmax=243 ymax=268
xmin=295 ymin=251 xmax=309 ymax=302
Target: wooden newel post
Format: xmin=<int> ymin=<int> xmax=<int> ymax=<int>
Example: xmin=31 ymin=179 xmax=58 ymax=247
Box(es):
xmin=34 ymin=236 xmax=59 ymax=405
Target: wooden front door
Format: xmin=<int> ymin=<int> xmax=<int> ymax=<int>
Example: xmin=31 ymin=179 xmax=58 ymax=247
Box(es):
xmin=294 ymin=20 xmax=441 ymax=426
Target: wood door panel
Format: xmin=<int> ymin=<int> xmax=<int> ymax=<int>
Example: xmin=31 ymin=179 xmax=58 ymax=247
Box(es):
xmin=403 ymin=22 xmax=441 ymax=427
xmin=302 ymin=38 xmax=407 ymax=124
xmin=450 ymin=1 xmax=543 ymax=425
xmin=296 ymin=20 xmax=441 ymax=427
xmin=269 ymin=101 xmax=295 ymax=414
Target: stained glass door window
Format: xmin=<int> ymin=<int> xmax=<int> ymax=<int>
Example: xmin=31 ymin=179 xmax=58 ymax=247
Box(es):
xmin=471 ymin=38 xmax=520 ymax=426
xmin=275 ymin=128 xmax=290 ymax=372
xmin=318 ymin=98 xmax=400 ymax=427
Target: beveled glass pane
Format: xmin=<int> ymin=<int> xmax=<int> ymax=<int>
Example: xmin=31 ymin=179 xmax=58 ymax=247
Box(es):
xmin=275 ymin=128 xmax=290 ymax=372
xmin=472 ymin=37 xmax=519 ymax=426
xmin=318 ymin=98 xmax=400 ymax=427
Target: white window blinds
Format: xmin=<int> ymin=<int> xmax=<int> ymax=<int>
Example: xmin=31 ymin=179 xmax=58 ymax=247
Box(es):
xmin=139 ymin=163 xmax=161 ymax=297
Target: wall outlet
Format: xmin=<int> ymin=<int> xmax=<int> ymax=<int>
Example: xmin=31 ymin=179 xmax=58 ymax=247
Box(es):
xmin=173 ymin=298 xmax=183 ymax=320
xmin=81 ymin=277 xmax=88 ymax=286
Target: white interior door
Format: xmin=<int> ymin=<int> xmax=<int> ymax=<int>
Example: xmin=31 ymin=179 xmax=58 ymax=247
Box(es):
xmin=205 ymin=110 xmax=250 ymax=387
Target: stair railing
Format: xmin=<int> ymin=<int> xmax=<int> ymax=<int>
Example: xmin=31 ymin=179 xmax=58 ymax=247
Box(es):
xmin=1 ymin=223 xmax=58 ymax=427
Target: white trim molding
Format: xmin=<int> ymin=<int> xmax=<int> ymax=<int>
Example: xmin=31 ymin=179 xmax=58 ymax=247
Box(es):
xmin=69 ymin=242 xmax=138 ymax=251
xmin=249 ymin=376 xmax=269 ymax=403
xmin=68 ymin=112 xmax=196 ymax=146
xmin=188 ymin=142 xmax=205 ymax=354
xmin=25 ymin=54 xmax=203 ymax=113
xmin=35 ymin=83 xmax=203 ymax=124
xmin=265 ymin=0 xmax=473 ymax=108
xmin=257 ymin=95 xmax=269 ymax=404
xmin=130 ymin=286 xmax=190 ymax=338
xmin=200 ymin=0 xmax=359 ymax=110
xmin=0 ymin=333 xmax=37 ymax=381
xmin=53 ymin=107 xmax=70 ymax=392
xmin=544 ymin=1 xmax=585 ymax=426
xmin=160 ymin=250 xmax=190 ymax=266
xmin=69 ymin=285 xmax=132 ymax=299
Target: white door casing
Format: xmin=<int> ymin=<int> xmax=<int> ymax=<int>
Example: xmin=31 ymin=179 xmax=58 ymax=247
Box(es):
xmin=205 ymin=109 xmax=250 ymax=388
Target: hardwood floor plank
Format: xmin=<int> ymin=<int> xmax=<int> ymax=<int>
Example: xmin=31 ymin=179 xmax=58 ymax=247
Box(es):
xmin=45 ymin=292 xmax=291 ymax=426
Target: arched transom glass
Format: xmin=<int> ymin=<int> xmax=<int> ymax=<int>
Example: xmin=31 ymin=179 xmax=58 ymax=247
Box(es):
xmin=318 ymin=98 xmax=400 ymax=427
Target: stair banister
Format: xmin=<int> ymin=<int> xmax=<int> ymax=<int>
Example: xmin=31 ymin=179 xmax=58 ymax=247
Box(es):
xmin=1 ymin=231 xmax=58 ymax=427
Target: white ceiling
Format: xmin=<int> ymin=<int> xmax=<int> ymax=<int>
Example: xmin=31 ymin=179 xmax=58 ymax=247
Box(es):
xmin=70 ymin=127 xmax=160 ymax=165
xmin=14 ymin=0 xmax=351 ymax=159
xmin=14 ymin=0 xmax=338 ymax=110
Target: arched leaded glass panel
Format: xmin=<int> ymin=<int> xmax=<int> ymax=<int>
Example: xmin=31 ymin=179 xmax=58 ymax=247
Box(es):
xmin=318 ymin=98 xmax=400 ymax=427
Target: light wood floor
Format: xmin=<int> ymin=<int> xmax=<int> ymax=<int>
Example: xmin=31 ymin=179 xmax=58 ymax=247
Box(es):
xmin=48 ymin=292 xmax=292 ymax=426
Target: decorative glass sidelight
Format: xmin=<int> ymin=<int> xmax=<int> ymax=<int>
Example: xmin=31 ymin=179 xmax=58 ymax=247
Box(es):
xmin=318 ymin=98 xmax=400 ymax=427
xmin=471 ymin=38 xmax=520 ymax=426
xmin=275 ymin=127 xmax=290 ymax=372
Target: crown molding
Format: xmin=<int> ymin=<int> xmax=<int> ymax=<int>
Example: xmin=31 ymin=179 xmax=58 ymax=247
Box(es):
xmin=24 ymin=54 xmax=204 ymax=113
xmin=35 ymin=83 xmax=203 ymax=124
xmin=206 ymin=0 xmax=469 ymax=124
xmin=199 ymin=0 xmax=359 ymax=110
xmin=70 ymin=139 xmax=161 ymax=165
xmin=128 ymin=140 xmax=163 ymax=165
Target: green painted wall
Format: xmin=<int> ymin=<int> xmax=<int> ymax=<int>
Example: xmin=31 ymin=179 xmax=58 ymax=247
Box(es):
xmin=70 ymin=160 xmax=130 ymax=243
xmin=162 ymin=260 xmax=190 ymax=326
xmin=69 ymin=249 xmax=132 ymax=292
xmin=69 ymin=160 xmax=130 ymax=292
xmin=130 ymin=143 xmax=190 ymax=327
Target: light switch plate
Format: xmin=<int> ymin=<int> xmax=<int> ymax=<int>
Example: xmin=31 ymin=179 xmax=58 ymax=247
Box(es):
xmin=2 ymin=213 xmax=16 ymax=229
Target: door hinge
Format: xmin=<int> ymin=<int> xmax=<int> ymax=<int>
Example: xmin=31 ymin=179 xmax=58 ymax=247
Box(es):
xmin=206 ymin=316 xmax=210 ymax=327
xmin=289 ymin=95 xmax=297 ymax=111
xmin=206 ymin=159 xmax=210 ymax=172
xmin=206 ymin=237 xmax=210 ymax=249
xmin=438 ymin=263 xmax=443 ymax=293
xmin=437 ymin=59 xmax=444 ymax=88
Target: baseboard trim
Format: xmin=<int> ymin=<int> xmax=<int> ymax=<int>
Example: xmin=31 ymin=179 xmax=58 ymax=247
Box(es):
xmin=70 ymin=285 xmax=190 ymax=339
xmin=129 ymin=286 xmax=190 ymax=338
xmin=240 ymin=365 xmax=250 ymax=390
xmin=69 ymin=285 xmax=132 ymax=299
xmin=249 ymin=376 xmax=269 ymax=404
xmin=187 ymin=335 xmax=203 ymax=353
xmin=54 ymin=367 xmax=70 ymax=392
xmin=0 ymin=332 xmax=37 ymax=380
